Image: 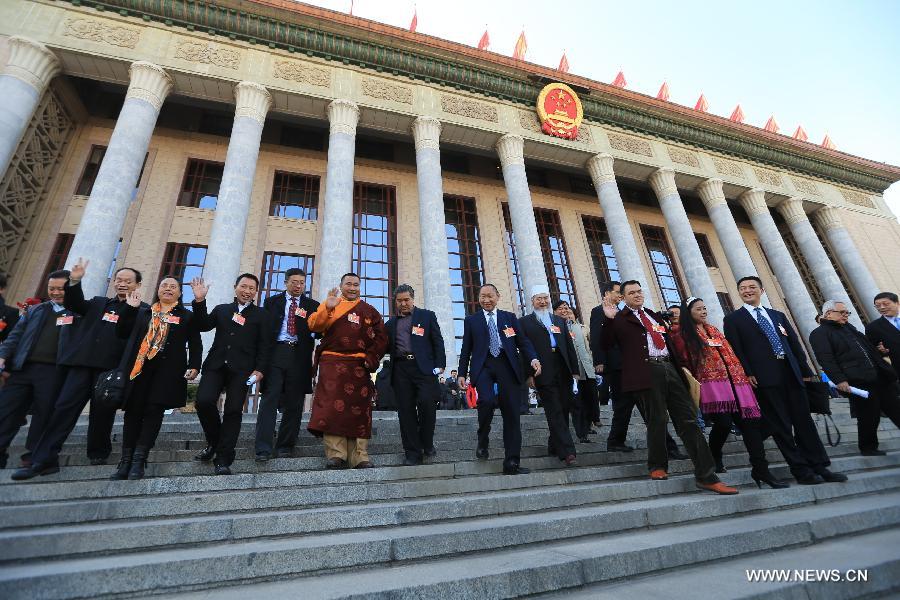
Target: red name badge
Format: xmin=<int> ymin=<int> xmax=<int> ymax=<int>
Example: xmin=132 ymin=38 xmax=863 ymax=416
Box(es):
xmin=550 ymin=325 xmax=561 ymax=334
xmin=348 ymin=313 xmax=360 ymax=324
xmin=569 ymin=331 xmax=576 ymax=339
xmin=707 ymin=339 xmax=723 ymax=347
xmin=295 ymin=308 xmax=307 ymax=318
xmin=503 ymin=326 xmax=516 ymax=338
xmin=652 ymin=325 xmax=666 ymax=333
xmin=232 ymin=313 xmax=246 ymax=326
xmin=56 ymin=315 xmax=74 ymax=326
xmin=0 ymin=320 xmax=6 ymax=332
xmin=102 ymin=312 xmax=119 ymax=323
xmin=165 ymin=315 xmax=181 ymax=324
xmin=412 ymin=326 xmax=425 ymax=336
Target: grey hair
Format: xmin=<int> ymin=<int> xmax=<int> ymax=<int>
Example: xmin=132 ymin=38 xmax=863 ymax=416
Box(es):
xmin=821 ymin=299 xmax=844 ymax=316
xmin=393 ymin=283 xmax=415 ymax=299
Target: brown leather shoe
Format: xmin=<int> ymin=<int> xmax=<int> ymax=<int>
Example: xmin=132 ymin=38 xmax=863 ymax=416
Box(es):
xmin=649 ymin=469 xmax=668 ymax=480
xmin=696 ymin=481 xmax=739 ymax=495
xmin=354 ymin=461 xmax=375 ymax=469
xmin=564 ymin=455 xmax=577 ymax=467
xmin=325 ymin=458 xmax=347 ymax=469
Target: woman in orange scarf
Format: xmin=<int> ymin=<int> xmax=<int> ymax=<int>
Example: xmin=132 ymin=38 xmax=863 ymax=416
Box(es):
xmin=110 ymin=276 xmax=202 ymax=480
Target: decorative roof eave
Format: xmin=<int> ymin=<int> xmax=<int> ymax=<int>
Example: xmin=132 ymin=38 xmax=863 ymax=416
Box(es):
xmin=62 ymin=0 xmax=900 ymax=192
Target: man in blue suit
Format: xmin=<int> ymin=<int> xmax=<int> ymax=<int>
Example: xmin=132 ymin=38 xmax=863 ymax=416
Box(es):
xmin=386 ymin=284 xmax=446 ymax=466
xmin=723 ymin=276 xmax=847 ymax=485
xmin=458 ymin=283 xmax=540 ymax=475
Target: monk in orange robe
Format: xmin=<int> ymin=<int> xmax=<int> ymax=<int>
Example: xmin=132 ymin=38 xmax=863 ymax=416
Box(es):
xmin=307 ymin=272 xmax=388 ymax=469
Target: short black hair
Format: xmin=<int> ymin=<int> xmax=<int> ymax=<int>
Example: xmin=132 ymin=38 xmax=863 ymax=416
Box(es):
xmin=667 ymin=304 xmax=681 ymax=311
xmin=48 ymin=270 xmax=70 ymax=281
xmin=340 ymin=272 xmax=360 ymax=283
xmin=599 ymin=280 xmax=621 ymax=297
xmin=874 ymin=292 xmax=899 ymax=304
xmin=393 ymin=283 xmax=415 ymax=298
xmin=479 ymin=283 xmax=500 ymax=295
xmin=737 ymin=275 xmax=763 ymax=288
xmin=155 ymin=274 xmax=184 ymax=304
xmin=284 ymin=268 xmax=305 ymax=280
xmin=114 ymin=267 xmax=142 ymax=283
xmin=234 ymin=273 xmax=259 ymax=288
xmin=620 ymin=280 xmax=641 ymax=293
xmin=552 ymin=299 xmax=570 ymax=311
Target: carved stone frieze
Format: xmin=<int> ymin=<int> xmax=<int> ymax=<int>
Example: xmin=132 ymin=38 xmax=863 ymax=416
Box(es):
xmin=440 ymin=94 xmax=498 ymax=123
xmin=839 ymin=188 xmax=875 ymax=209
xmin=361 ymin=78 xmax=413 ymax=104
xmin=607 ymin=132 xmax=654 ymax=157
xmin=753 ymin=167 xmax=783 ymax=187
xmin=790 ymin=176 xmax=820 ymax=196
xmin=666 ymin=146 xmax=700 ymax=168
xmin=64 ymin=18 xmax=140 ymax=49
xmin=174 ymin=40 xmax=240 ymax=70
xmin=712 ymin=157 xmax=745 ymax=179
xmin=273 ymin=60 xmax=331 ymax=88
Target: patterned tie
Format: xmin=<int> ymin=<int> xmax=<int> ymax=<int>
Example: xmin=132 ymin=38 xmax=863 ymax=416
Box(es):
xmin=287 ymin=296 xmax=297 ymax=337
xmin=487 ymin=312 xmax=501 ymax=357
xmin=638 ymin=310 xmax=666 ymax=350
xmin=755 ymin=307 xmax=784 ymax=356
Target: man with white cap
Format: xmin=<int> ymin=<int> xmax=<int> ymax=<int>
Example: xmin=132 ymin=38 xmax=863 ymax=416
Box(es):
xmin=519 ymin=285 xmax=579 ymax=466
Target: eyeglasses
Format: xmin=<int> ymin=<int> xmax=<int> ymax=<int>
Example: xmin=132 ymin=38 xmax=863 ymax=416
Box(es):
xmin=828 ymin=310 xmax=852 ymax=316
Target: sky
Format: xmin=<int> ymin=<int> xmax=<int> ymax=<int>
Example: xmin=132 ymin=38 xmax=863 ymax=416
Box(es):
xmin=296 ymin=0 xmax=900 ymax=215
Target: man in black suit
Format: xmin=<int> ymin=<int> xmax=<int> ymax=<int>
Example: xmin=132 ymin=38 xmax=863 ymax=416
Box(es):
xmin=520 ymin=286 xmax=577 ymax=466
xmin=254 ymin=267 xmax=320 ymax=461
xmin=190 ymin=274 xmax=271 ymax=475
xmin=867 ymin=291 xmax=900 ymax=381
xmin=0 ymin=273 xmax=21 ymax=344
xmin=458 ymin=283 xmax=540 ymax=475
xmin=723 ymin=276 xmax=847 ymax=485
xmin=386 ymin=284 xmax=446 ymax=466
xmin=0 ymin=271 xmax=74 ymax=470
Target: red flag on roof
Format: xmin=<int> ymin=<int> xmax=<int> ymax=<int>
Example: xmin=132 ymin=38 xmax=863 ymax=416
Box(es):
xmin=612 ymin=70 xmax=627 ymax=88
xmin=694 ymin=93 xmax=709 ymax=112
xmin=558 ymin=52 xmax=569 ymax=73
xmin=729 ymin=104 xmax=745 ymax=123
xmin=656 ymin=82 xmax=670 ymax=101
xmin=410 ymin=9 xmax=417 ymax=32
xmin=793 ymin=126 xmax=808 ymax=142
xmin=477 ymin=29 xmax=490 ymax=50
xmin=763 ymin=115 xmax=779 ymax=133
xmin=513 ymin=30 xmax=527 ymax=60
xmin=822 ymin=134 xmax=836 ymax=150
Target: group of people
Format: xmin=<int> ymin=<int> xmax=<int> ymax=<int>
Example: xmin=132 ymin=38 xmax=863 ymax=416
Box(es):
xmin=0 ymin=259 xmax=897 ymax=493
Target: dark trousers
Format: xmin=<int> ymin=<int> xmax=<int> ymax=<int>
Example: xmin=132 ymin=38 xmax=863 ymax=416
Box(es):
xmin=537 ymin=354 xmax=577 ymax=460
xmin=122 ymin=403 xmax=166 ymax=450
xmin=30 ymin=366 xmax=116 ymax=466
xmin=607 ymin=369 xmax=678 ymax=453
xmin=475 ymin=354 xmax=523 ymax=468
xmin=573 ymin=378 xmax=597 ymax=439
xmin=255 ymin=344 xmax=306 ymax=455
xmin=754 ymin=365 xmax=830 ymax=479
xmin=0 ymin=363 xmax=61 ymax=462
xmin=707 ymin=412 xmax=770 ymax=476
xmin=635 ymin=361 xmax=717 ymax=482
xmin=195 ymin=366 xmax=249 ymax=467
xmin=392 ymin=359 xmax=439 ymax=459
xmin=849 ymin=379 xmax=900 ymax=453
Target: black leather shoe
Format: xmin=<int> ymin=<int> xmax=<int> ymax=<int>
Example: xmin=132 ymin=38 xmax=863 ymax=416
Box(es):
xmin=503 ymin=465 xmax=531 ymax=475
xmin=194 ymin=446 xmax=215 ymax=462
xmin=752 ymin=473 xmax=790 ymax=489
xmin=214 ymin=464 xmax=232 ymax=476
xmin=403 ymin=455 xmax=423 ymax=466
xmin=475 ymin=448 xmax=489 ymax=460
xmin=275 ymin=449 xmax=293 ymax=459
xmin=110 ymin=448 xmax=134 ymax=480
xmin=89 ymin=457 xmax=108 ymax=466
xmin=668 ymin=449 xmax=689 ymax=460
xmin=255 ymin=452 xmax=271 ymax=463
xmin=796 ymin=473 xmax=825 ymax=485
xmin=861 ymin=450 xmax=887 ymax=456
xmin=128 ymin=447 xmax=149 ymax=480
xmin=11 ymin=463 xmax=59 ymax=480
xmin=818 ymin=469 xmax=848 ymax=483
xmin=424 ymin=447 xmax=437 ymax=458
xmin=607 ymin=443 xmax=634 ymax=453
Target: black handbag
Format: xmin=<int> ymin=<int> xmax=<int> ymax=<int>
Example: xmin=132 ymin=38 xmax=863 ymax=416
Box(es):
xmin=94 ymin=369 xmax=127 ymax=410
xmin=805 ymin=381 xmax=831 ymax=415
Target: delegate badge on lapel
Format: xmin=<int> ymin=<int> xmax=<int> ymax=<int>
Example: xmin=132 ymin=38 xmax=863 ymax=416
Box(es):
xmin=56 ymin=315 xmax=74 ymax=326
xmin=652 ymin=324 xmax=666 ymax=334
xmin=101 ymin=312 xmax=119 ymax=323
xmin=348 ymin=313 xmax=360 ymax=325
xmin=503 ymin=326 xmax=516 ymax=338
xmin=550 ymin=325 xmax=561 ymax=334
xmin=165 ymin=315 xmax=181 ymax=325
xmin=411 ymin=325 xmax=425 ymax=336
xmin=232 ymin=313 xmax=246 ymax=326
xmin=295 ymin=307 xmax=307 ymax=319
xmin=706 ymin=339 xmax=723 ymax=347
xmin=0 ymin=320 xmax=6 ymax=332
xmin=777 ymin=323 xmax=787 ymax=336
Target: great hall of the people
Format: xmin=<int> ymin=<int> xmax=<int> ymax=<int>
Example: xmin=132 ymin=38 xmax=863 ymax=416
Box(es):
xmin=1 ymin=0 xmax=899 ymax=367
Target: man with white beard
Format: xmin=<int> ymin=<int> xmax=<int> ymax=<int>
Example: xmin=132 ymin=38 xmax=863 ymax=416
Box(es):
xmin=519 ymin=286 xmax=579 ymax=466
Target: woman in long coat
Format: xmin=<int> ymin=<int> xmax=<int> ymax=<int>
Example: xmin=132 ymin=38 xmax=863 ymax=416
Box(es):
xmin=110 ymin=276 xmax=202 ymax=480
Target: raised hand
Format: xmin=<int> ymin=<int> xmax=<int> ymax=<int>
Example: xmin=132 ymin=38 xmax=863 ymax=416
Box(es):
xmin=602 ymin=297 xmax=618 ymax=319
xmin=69 ymin=258 xmax=89 ymax=283
xmin=189 ymin=277 xmax=209 ymax=302
xmin=125 ymin=289 xmax=142 ymax=307
xmin=325 ymin=287 xmax=341 ymax=310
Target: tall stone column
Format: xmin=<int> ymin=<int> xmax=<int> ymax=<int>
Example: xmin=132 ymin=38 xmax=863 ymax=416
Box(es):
xmin=203 ymin=82 xmax=272 ymax=308
xmin=585 ymin=153 xmax=655 ymax=307
xmin=496 ymin=134 xmax=548 ymax=309
xmin=814 ymin=206 xmax=881 ymax=321
xmin=776 ymin=197 xmax=863 ymax=329
xmin=66 ymin=62 xmax=173 ymax=297
xmin=0 ymin=36 xmax=60 ymax=182
xmin=696 ymin=178 xmax=770 ymax=307
xmin=739 ymin=189 xmax=818 ymax=344
xmin=411 ymin=117 xmax=456 ymax=368
xmin=649 ymin=168 xmax=724 ymax=326
xmin=316 ymin=99 xmax=359 ymax=296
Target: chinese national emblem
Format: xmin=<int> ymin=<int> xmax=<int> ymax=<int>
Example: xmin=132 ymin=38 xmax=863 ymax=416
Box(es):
xmin=536 ymin=83 xmax=584 ymax=140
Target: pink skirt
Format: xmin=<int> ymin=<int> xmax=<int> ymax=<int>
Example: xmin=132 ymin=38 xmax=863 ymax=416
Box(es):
xmin=699 ymin=379 xmax=761 ymax=419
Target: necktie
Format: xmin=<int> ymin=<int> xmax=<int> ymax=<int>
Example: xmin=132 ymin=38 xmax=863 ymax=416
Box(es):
xmin=542 ymin=315 xmax=557 ymax=348
xmin=287 ymin=297 xmax=297 ymax=337
xmin=638 ymin=310 xmax=666 ymax=350
xmin=487 ymin=312 xmax=501 ymax=357
xmin=755 ymin=307 xmax=784 ymax=356
xmin=893 ymin=316 xmax=900 ymax=331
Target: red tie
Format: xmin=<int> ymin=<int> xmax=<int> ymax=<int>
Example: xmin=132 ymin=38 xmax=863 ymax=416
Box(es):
xmin=638 ymin=309 xmax=666 ymax=350
xmin=287 ymin=297 xmax=297 ymax=337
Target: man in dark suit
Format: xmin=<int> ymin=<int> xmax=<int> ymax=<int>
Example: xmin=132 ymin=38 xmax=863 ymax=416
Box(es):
xmin=0 ymin=271 xmax=74 ymax=470
xmin=723 ymin=276 xmax=847 ymax=485
xmin=0 ymin=273 xmax=21 ymax=344
xmin=254 ymin=267 xmax=320 ymax=461
xmin=386 ymin=284 xmax=446 ymax=466
xmin=520 ymin=285 xmax=577 ymax=466
xmin=190 ymin=274 xmax=271 ymax=475
xmin=458 ymin=283 xmax=540 ymax=475
xmin=590 ymin=281 xmax=684 ymax=457
xmin=601 ymin=280 xmax=737 ymax=494
xmin=867 ymin=291 xmax=900 ymax=381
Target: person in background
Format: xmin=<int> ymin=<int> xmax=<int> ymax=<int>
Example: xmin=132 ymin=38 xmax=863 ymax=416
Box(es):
xmin=554 ymin=299 xmax=599 ymax=443
xmin=866 ymin=292 xmax=900 ymax=381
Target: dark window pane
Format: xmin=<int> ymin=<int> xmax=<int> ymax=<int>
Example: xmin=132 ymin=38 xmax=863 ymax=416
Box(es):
xmin=178 ymin=159 xmax=224 ymax=209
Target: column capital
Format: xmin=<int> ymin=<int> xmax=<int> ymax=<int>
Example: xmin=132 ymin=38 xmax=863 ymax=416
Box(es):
xmin=586 ymin=153 xmax=616 ymax=184
xmin=813 ymin=205 xmax=844 ymax=232
xmin=738 ymin=189 xmax=770 ymax=216
xmin=776 ymin=196 xmax=809 ymax=225
xmin=648 ymin=167 xmax=678 ymax=199
xmin=696 ymin=178 xmax=727 ymax=210
xmin=233 ymin=81 xmax=272 ymax=124
xmin=411 ymin=116 xmax=441 ymax=151
xmin=496 ymin=134 xmax=525 ymax=167
xmin=125 ymin=62 xmax=173 ymax=111
xmin=327 ymin=99 xmax=359 ymax=135
xmin=3 ymin=36 xmax=60 ymax=91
